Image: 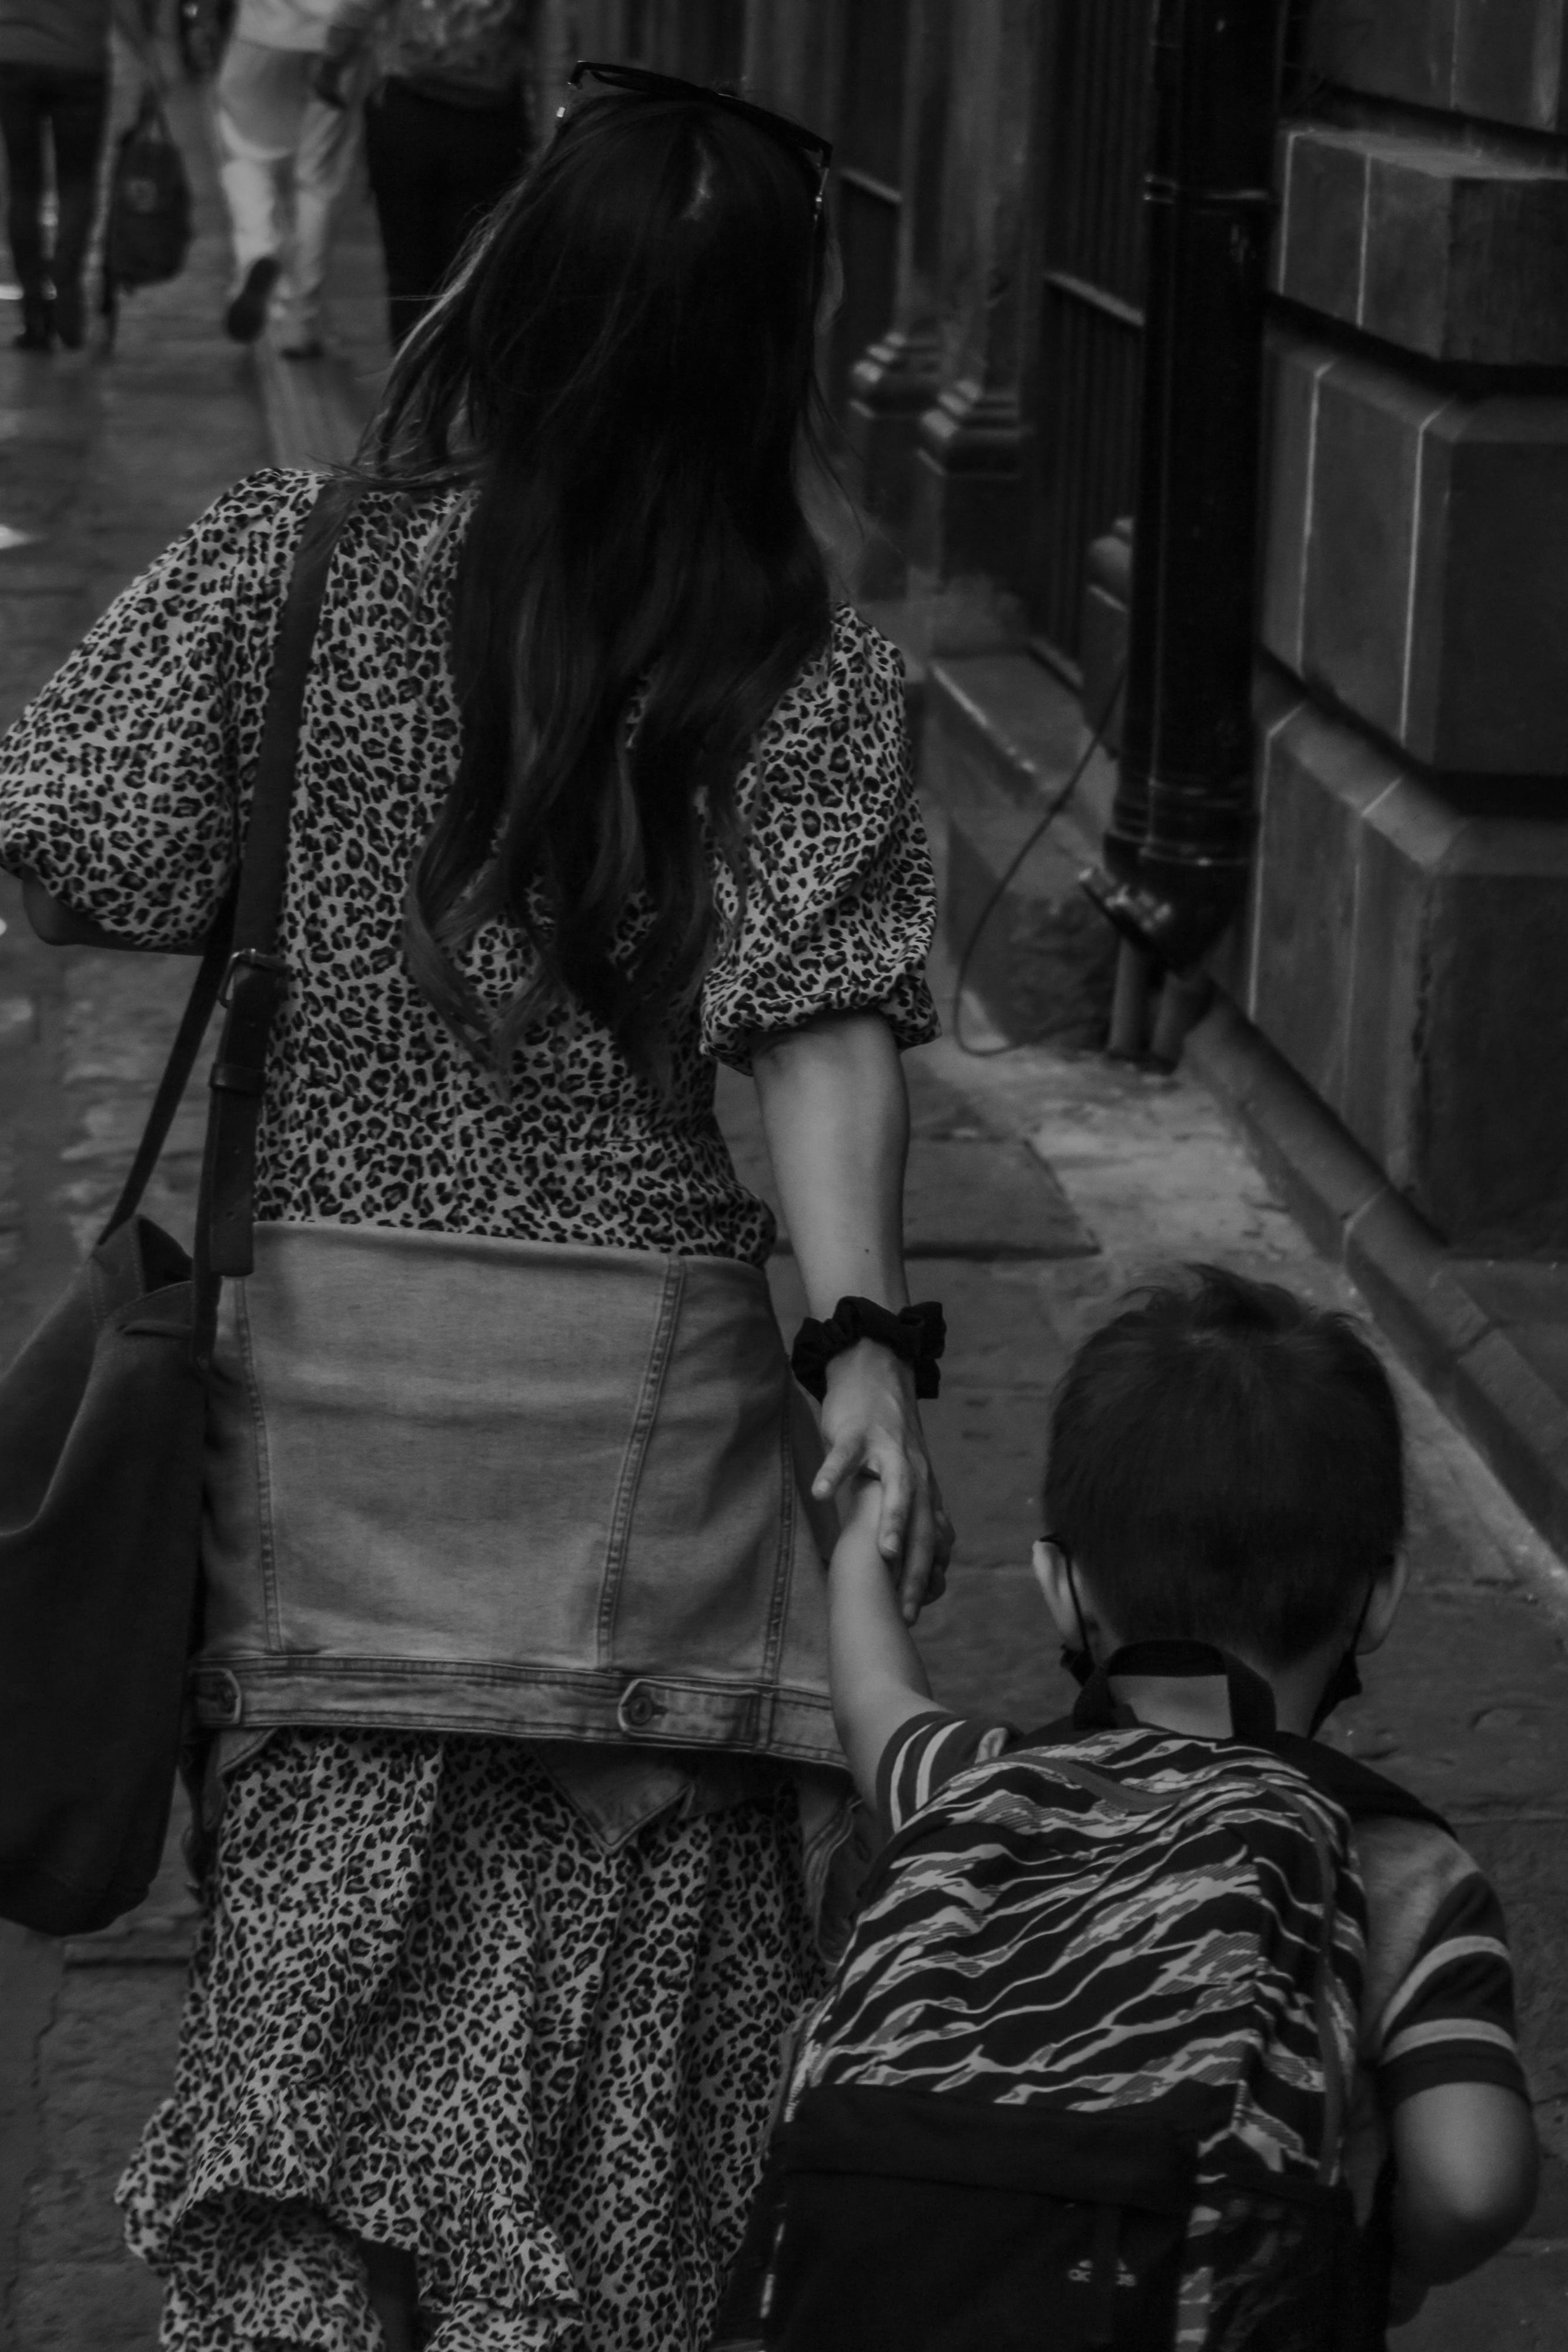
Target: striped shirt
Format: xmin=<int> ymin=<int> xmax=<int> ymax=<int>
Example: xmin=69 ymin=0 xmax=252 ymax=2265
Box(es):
xmin=878 ymin=1709 xmax=1527 ymax=2113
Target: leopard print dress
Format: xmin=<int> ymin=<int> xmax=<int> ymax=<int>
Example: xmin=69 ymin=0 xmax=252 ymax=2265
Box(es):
xmin=0 ymin=472 xmax=938 ymax=2352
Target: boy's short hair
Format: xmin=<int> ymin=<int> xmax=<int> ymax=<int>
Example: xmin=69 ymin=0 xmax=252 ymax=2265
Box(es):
xmin=1043 ymin=1265 xmax=1404 ymax=1667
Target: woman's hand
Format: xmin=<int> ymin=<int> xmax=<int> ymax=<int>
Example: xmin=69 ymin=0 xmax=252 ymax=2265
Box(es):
xmin=750 ymin=1010 xmax=958 ymax=1611
xmin=813 ymin=1339 xmax=952 ymax=1621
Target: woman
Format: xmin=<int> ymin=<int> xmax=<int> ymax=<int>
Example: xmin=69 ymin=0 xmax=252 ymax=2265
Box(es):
xmin=0 ymin=65 xmax=948 ymax=2352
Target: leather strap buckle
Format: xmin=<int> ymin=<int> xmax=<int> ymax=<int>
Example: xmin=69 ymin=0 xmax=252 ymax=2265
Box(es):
xmin=219 ymin=947 xmax=289 ymax=1008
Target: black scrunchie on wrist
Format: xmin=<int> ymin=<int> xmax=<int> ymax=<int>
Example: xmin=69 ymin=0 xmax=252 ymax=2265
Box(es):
xmin=790 ymin=1296 xmax=947 ymax=1401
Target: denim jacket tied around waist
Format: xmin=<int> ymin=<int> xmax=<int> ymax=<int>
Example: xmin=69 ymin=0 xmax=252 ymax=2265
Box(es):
xmin=190 ymin=1221 xmax=845 ymax=1777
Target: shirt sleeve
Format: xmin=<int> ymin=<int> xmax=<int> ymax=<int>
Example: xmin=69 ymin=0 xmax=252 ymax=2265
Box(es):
xmin=700 ymin=606 xmax=940 ymax=1073
xmin=875 ymin=1708 xmax=1017 ymax=1841
xmin=0 ymin=469 xmax=319 ymax=951
xmin=1366 ymin=1853 xmax=1529 ymax=2108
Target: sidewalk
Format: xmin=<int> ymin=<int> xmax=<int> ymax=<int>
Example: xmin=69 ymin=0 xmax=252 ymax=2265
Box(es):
xmin=0 ymin=46 xmax=273 ymax=2352
xmin=1 ymin=72 xmax=1566 ymax=2352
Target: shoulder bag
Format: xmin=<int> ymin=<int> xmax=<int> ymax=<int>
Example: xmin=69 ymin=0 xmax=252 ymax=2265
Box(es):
xmin=0 ymin=479 xmax=363 ymax=1935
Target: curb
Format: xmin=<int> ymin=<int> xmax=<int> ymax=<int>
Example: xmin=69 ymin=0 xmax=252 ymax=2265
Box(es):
xmin=1186 ymin=994 xmax=1568 ymax=1589
xmin=252 ymin=343 xmax=366 ymax=473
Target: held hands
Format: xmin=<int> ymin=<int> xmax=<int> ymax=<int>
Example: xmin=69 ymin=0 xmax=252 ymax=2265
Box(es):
xmin=813 ymin=1339 xmax=954 ymax=1621
xmin=312 ymin=39 xmax=363 ymax=110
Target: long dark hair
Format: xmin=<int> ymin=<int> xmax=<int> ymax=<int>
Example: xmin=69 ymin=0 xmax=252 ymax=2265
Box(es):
xmin=363 ymin=91 xmax=834 ymax=1085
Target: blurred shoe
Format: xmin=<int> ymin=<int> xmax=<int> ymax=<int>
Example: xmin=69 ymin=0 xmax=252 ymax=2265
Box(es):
xmin=53 ymin=282 xmax=86 ymax=350
xmin=224 ymin=255 xmax=281 ymax=343
xmin=15 ymin=293 xmax=52 ymax=351
xmin=278 ymin=338 xmax=325 ymax=360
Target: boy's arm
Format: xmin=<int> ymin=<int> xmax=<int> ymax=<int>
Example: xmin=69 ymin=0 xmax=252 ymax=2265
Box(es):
xmin=1389 ymin=2080 xmax=1538 ymax=2288
xmin=829 ymin=1477 xmax=936 ymax=1809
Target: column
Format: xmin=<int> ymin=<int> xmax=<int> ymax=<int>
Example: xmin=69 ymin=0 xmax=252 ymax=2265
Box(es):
xmin=842 ymin=0 xmax=952 ymax=596
xmin=905 ymin=0 xmax=1045 ymax=642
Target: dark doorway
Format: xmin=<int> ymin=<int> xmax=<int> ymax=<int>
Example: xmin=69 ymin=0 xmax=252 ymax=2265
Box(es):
xmin=828 ymin=0 xmax=908 ymax=412
xmin=1028 ymin=0 xmax=1154 ymax=676
xmin=662 ymin=0 xmax=745 ymax=83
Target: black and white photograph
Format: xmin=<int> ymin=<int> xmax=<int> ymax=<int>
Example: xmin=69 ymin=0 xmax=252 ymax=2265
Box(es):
xmin=0 ymin=4 xmax=1564 ymax=2347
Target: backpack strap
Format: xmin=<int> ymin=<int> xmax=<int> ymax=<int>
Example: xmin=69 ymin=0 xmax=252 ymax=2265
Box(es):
xmin=1037 ymin=1661 xmax=1453 ymax=1836
xmin=1269 ymin=1735 xmax=1452 ymax=1837
xmin=1072 ymin=1640 xmax=1281 ymax=1742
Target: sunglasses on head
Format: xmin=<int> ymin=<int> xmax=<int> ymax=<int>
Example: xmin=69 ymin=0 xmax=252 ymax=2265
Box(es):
xmin=558 ymin=59 xmax=833 ymax=226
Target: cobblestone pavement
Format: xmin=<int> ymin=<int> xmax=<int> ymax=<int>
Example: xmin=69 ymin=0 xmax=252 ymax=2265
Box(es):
xmin=2 ymin=56 xmax=1567 ymax=2352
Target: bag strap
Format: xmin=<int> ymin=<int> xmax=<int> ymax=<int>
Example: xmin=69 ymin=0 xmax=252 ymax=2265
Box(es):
xmin=99 ymin=482 xmax=363 ymax=1257
xmin=192 ymin=478 xmax=367 ymax=1350
xmin=97 ymin=903 xmax=235 ymax=1242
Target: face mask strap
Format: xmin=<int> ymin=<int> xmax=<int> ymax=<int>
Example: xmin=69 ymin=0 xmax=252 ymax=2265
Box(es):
xmin=1308 ymin=1572 xmax=1381 ymax=1736
xmin=1048 ymin=1538 xmax=1096 ymax=1689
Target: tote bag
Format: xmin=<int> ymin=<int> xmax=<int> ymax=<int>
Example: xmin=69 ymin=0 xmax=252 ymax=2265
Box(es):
xmin=0 ymin=480 xmax=362 ymax=1935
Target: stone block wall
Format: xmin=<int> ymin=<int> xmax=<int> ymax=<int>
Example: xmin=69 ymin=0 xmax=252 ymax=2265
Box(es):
xmin=1240 ymin=683 xmax=1568 ymax=1252
xmin=1261 ymin=337 xmax=1568 ymax=774
xmin=1308 ymin=0 xmax=1568 ymax=135
xmin=1238 ymin=0 xmax=1568 ymax=1251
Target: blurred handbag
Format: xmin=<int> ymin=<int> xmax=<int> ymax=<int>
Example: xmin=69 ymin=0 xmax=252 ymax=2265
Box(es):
xmin=0 ymin=480 xmax=362 ymax=1935
xmin=101 ymin=81 xmax=194 ymax=342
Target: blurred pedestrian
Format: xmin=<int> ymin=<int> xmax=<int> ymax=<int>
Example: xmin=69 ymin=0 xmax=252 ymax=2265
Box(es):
xmin=0 ymin=0 xmax=152 ymax=350
xmin=0 ymin=63 xmax=951 ymax=2352
xmin=215 ymin=0 xmax=357 ymax=355
xmin=316 ymin=0 xmax=533 ymax=347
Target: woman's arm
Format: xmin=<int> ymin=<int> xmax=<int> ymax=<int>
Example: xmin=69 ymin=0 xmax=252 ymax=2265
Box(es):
xmin=829 ymin=1477 xmax=935 ymax=1806
xmin=751 ymin=1008 xmax=951 ymax=1618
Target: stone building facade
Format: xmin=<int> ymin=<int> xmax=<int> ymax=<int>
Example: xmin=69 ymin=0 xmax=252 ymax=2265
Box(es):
xmin=545 ymin=0 xmax=1568 ymax=1263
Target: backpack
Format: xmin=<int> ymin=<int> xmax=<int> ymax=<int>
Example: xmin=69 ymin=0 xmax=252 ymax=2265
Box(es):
xmin=725 ymin=1650 xmax=1446 ymax=2352
xmin=101 ymin=88 xmax=194 ymax=335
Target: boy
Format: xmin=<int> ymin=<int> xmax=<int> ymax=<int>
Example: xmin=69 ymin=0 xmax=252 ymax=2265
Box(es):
xmin=748 ymin=1267 xmax=1537 ymax=2351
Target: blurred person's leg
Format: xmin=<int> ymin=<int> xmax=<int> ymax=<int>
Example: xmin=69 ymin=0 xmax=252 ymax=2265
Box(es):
xmin=366 ymin=82 xmax=524 ymax=349
xmin=44 ymin=68 xmax=110 ymax=348
xmin=363 ymin=79 xmax=452 ymax=349
xmin=275 ymin=81 xmax=361 ymax=355
xmin=0 ymin=64 xmax=52 ymax=347
xmin=431 ymin=101 xmax=526 ymax=292
xmin=214 ymin=36 xmax=305 ymax=339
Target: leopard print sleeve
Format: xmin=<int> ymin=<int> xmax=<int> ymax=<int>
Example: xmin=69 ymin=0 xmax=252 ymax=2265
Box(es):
xmin=0 ymin=467 xmax=320 ymax=949
xmin=701 ymin=604 xmax=940 ymax=1075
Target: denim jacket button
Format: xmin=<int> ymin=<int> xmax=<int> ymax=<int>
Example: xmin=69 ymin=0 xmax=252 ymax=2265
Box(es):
xmin=193 ymin=1667 xmax=244 ymax=1726
xmin=618 ymin=1680 xmax=660 ymax=1732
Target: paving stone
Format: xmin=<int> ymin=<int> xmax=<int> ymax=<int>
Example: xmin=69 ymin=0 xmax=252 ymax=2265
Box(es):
xmin=17 ymin=1967 xmax=183 ymax=2330
xmin=1396 ymin=2246 xmax=1568 ymax=2350
xmin=918 ymin=1563 xmax=1079 ymax=1727
xmin=923 ymin=654 xmax=1120 ymax=1051
xmin=9 ymin=2260 xmax=162 ymax=2352
xmin=1336 ymin=1583 xmax=1568 ymax=1818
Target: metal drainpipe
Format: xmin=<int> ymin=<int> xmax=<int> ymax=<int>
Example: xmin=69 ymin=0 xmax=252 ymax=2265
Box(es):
xmin=1084 ymin=0 xmax=1285 ymax=1000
